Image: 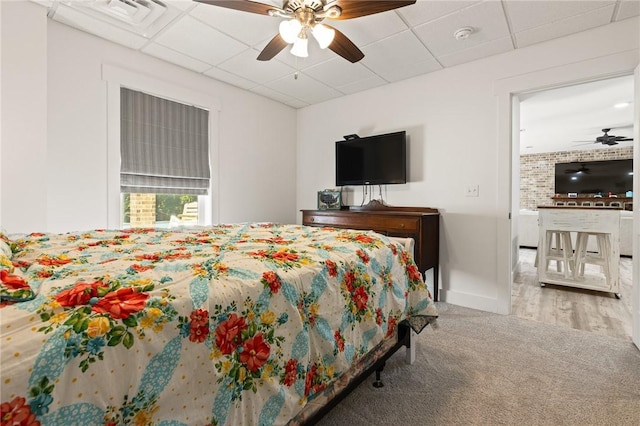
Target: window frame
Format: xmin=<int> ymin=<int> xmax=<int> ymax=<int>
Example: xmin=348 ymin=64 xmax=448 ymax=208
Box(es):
xmin=103 ymin=64 xmax=221 ymax=229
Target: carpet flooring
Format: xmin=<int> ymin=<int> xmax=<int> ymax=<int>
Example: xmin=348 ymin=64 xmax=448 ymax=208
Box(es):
xmin=317 ymin=302 xmax=640 ymax=426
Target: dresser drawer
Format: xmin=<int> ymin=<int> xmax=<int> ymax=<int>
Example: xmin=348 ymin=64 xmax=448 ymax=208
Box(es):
xmin=303 ymin=213 xmax=419 ymax=233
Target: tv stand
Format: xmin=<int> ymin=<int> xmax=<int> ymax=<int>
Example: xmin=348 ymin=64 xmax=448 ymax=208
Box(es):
xmin=301 ymin=205 xmax=440 ymax=301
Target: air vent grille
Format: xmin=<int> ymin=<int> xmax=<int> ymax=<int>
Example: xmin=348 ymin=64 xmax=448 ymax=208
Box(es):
xmin=50 ymin=0 xmax=182 ymax=37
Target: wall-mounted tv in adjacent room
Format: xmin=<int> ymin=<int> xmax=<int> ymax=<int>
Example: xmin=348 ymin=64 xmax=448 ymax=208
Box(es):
xmin=335 ymin=131 xmax=407 ymax=186
xmin=555 ymin=158 xmax=633 ymax=195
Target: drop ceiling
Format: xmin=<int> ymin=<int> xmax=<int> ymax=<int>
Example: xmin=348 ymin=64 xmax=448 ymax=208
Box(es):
xmin=35 ymin=0 xmax=639 ymax=110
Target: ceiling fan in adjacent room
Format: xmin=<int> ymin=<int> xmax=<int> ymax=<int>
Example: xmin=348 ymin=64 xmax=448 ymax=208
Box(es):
xmin=194 ymin=0 xmax=416 ymax=62
xmin=574 ymin=127 xmax=634 ymax=146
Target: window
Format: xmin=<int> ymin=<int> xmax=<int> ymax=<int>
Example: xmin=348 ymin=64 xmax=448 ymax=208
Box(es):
xmin=120 ymin=87 xmax=210 ymax=228
xmin=103 ymin=65 xmax=220 ymax=229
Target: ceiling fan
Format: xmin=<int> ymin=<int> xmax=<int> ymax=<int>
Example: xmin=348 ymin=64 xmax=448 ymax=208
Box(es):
xmin=593 ymin=128 xmax=633 ymax=146
xmin=194 ymin=0 xmax=416 ymax=62
xmin=574 ymin=127 xmax=634 ymax=146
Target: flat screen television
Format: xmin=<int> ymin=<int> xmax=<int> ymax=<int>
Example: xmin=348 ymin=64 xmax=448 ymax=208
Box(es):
xmin=335 ymin=131 xmax=407 ymax=186
xmin=554 ymin=159 xmax=633 ymax=195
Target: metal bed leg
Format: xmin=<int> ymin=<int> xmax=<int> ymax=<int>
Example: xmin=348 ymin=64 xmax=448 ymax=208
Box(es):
xmin=373 ymin=362 xmax=385 ymax=388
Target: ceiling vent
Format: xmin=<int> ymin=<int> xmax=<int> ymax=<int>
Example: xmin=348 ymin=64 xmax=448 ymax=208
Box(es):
xmin=48 ymin=0 xmax=182 ymax=38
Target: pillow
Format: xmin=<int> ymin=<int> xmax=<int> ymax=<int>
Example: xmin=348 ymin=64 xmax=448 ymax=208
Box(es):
xmin=1 ymin=253 xmax=35 ymax=303
xmin=0 ymin=232 xmax=12 ymax=257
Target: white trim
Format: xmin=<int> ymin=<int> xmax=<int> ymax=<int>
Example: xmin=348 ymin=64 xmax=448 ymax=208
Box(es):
xmin=102 ymin=64 xmax=221 ymax=228
xmin=495 ymin=49 xmax=639 ymax=317
xmin=633 ymin=64 xmax=639 ymax=350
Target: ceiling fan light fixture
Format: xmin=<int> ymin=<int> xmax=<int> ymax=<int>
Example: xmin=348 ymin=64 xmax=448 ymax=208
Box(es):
xmin=279 ymin=19 xmax=302 ymax=44
xmin=291 ymin=36 xmax=309 ymax=58
xmin=312 ymin=23 xmax=335 ymax=49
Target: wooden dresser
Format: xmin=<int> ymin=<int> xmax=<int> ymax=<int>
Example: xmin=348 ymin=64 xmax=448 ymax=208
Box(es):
xmin=301 ymin=204 xmax=440 ymax=301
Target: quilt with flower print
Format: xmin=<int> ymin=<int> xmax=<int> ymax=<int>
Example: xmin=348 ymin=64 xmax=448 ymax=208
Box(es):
xmin=0 ymin=224 xmax=436 ymax=425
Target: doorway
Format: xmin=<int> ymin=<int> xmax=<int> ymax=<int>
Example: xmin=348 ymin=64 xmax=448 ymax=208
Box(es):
xmin=511 ymin=75 xmax=635 ymax=340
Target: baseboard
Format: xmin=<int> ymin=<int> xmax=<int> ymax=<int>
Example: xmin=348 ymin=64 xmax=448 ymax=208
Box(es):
xmin=440 ymin=289 xmax=501 ymax=314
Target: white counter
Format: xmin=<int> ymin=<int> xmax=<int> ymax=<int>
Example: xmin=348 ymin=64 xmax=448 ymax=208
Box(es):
xmin=537 ymin=207 xmax=620 ymax=295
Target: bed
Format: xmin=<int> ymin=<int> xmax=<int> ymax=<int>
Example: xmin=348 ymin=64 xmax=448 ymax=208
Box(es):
xmin=0 ymin=223 xmax=437 ymax=425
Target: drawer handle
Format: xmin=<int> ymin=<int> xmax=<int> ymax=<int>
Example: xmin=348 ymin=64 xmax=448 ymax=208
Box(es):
xmin=310 ymin=218 xmax=315 ymax=222
xmin=400 ymin=223 xmax=405 ymax=228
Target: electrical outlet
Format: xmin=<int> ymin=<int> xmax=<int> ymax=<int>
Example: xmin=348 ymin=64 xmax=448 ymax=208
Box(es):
xmin=465 ymin=185 xmax=479 ymax=197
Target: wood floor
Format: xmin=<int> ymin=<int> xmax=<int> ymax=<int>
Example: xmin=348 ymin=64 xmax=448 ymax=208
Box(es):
xmin=512 ymin=248 xmax=633 ymax=341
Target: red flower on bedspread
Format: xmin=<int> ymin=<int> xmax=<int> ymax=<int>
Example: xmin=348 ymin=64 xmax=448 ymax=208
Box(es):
xmin=304 ymin=363 xmax=329 ymax=398
xmin=239 ymin=333 xmax=270 ymax=372
xmin=406 ymin=264 xmax=421 ymax=282
xmin=282 ymin=359 xmax=299 ymax=386
xmin=0 ymin=270 xmax=30 ymax=290
xmin=215 ymin=313 xmax=247 ymax=355
xmin=356 ymin=249 xmax=370 ymax=264
xmin=343 ymin=270 xmax=356 ymax=293
xmin=386 ymin=315 xmax=398 ymax=338
xmin=0 ymin=396 xmax=40 ymax=426
xmin=334 ymin=330 xmax=345 ymax=352
xmin=55 ymin=281 xmax=108 ymax=307
xmin=188 ymin=309 xmax=210 ymax=343
xmin=324 ymin=259 xmax=338 ymax=277
xmin=36 ymin=255 xmax=72 ymax=267
xmin=91 ymin=287 xmax=149 ymax=320
xmin=352 ymin=286 xmax=368 ymax=311
xmin=261 ymin=271 xmax=282 ymax=294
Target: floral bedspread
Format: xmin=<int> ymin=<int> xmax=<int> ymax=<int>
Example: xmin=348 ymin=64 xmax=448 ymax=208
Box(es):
xmin=0 ymin=224 xmax=436 ymax=425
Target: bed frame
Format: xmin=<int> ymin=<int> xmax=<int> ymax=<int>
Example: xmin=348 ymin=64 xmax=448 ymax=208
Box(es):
xmin=299 ymin=321 xmax=424 ymax=425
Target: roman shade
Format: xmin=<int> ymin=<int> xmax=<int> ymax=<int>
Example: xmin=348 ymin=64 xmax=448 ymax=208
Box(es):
xmin=120 ymin=87 xmax=210 ymax=195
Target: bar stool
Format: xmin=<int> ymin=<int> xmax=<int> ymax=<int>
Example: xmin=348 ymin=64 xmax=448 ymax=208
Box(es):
xmin=574 ymin=232 xmax=611 ymax=281
xmin=540 ymin=230 xmax=574 ymax=278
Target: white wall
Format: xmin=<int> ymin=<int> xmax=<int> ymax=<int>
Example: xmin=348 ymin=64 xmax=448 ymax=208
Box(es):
xmin=0 ymin=1 xmax=297 ymax=234
xmin=296 ymin=17 xmax=640 ymax=313
xmin=1 ymin=1 xmax=48 ymax=232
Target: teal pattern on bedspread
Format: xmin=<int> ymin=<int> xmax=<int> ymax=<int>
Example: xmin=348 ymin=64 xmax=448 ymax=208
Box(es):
xmin=0 ymin=223 xmax=436 ymax=425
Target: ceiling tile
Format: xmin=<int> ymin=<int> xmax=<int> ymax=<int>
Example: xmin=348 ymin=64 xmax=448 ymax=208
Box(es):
xmin=303 ymin=58 xmax=379 ymax=88
xmin=163 ymin=0 xmax=200 ymax=12
xmin=505 ymin=0 xmax=615 ymax=32
xmin=154 ymin=15 xmax=248 ymax=65
xmin=380 ymin=56 xmax=443 ymax=82
xmin=336 ymin=74 xmax=387 ymax=95
xmin=361 ymin=30 xmax=441 ymax=80
xmin=616 ymin=0 xmax=640 ymax=20
xmin=437 ymin=36 xmax=513 ymax=68
xmin=142 ymin=42 xmax=212 ymax=72
xmin=515 ymin=4 xmax=616 ymax=48
xmin=217 ymin=49 xmax=296 ymax=85
xmin=328 ymin=10 xmax=409 ymax=47
xmin=204 ymin=66 xmax=259 ymax=90
xmin=397 ymin=0 xmax=482 ymax=27
xmin=413 ymin=1 xmax=511 ymax=57
xmin=250 ymin=85 xmax=304 ymax=106
xmin=189 ymin=3 xmax=279 ymax=46
xmin=265 ymin=72 xmax=344 ymax=104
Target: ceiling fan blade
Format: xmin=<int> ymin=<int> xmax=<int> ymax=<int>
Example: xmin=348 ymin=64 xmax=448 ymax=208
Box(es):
xmin=257 ymin=34 xmax=288 ymax=61
xmin=330 ymin=0 xmax=416 ymax=20
xmin=194 ymin=0 xmax=278 ymax=15
xmin=325 ymin=25 xmax=364 ymax=63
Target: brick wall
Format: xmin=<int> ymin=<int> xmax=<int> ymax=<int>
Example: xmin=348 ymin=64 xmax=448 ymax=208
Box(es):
xmin=520 ymin=146 xmax=633 ymax=211
xmin=130 ymin=193 xmax=156 ymax=227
